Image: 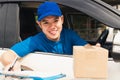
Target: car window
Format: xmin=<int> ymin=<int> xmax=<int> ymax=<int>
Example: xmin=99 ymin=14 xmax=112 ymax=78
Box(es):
xmin=19 ymin=2 xmax=40 ymax=40
xmin=67 ymin=13 xmax=106 ymax=41
xmin=19 ymin=8 xmax=38 ymax=40
xmin=19 ymin=2 xmax=109 ymax=43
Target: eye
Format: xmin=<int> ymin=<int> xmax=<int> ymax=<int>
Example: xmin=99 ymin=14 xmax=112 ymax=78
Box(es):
xmin=43 ymin=22 xmax=48 ymax=24
xmin=54 ymin=19 xmax=58 ymax=23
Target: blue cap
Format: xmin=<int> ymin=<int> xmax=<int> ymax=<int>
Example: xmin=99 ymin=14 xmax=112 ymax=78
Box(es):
xmin=37 ymin=1 xmax=62 ymax=21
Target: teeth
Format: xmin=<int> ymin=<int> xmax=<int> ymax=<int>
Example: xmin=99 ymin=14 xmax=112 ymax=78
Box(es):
xmin=50 ymin=31 xmax=57 ymax=35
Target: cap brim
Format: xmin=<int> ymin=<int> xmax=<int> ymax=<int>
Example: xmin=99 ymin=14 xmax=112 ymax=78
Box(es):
xmin=38 ymin=12 xmax=62 ymax=21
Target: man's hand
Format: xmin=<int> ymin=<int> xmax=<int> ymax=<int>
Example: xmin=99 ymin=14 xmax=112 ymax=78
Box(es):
xmin=84 ymin=43 xmax=101 ymax=48
xmin=0 ymin=50 xmax=21 ymax=71
xmin=4 ymin=61 xmax=21 ymax=71
xmin=95 ymin=43 xmax=101 ymax=47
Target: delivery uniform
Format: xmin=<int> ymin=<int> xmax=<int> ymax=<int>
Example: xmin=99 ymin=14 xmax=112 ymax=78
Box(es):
xmin=11 ymin=28 xmax=88 ymax=57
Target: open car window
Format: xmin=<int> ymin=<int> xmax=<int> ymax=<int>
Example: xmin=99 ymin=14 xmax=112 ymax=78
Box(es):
xmin=19 ymin=2 xmax=113 ymax=43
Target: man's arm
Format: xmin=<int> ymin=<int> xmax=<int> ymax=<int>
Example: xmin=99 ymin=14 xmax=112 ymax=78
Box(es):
xmin=0 ymin=50 xmax=21 ymax=71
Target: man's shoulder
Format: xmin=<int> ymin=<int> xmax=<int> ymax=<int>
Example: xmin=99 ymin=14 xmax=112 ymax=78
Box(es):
xmin=31 ymin=32 xmax=45 ymax=40
xmin=62 ymin=28 xmax=73 ymax=32
xmin=62 ymin=28 xmax=75 ymax=34
xmin=34 ymin=32 xmax=44 ymax=37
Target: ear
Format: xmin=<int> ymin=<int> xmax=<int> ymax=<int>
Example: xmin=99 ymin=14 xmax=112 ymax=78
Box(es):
xmin=61 ymin=15 xmax=64 ymax=24
xmin=36 ymin=21 xmax=42 ymax=28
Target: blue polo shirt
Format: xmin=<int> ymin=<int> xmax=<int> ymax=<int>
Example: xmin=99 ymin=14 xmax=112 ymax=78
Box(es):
xmin=11 ymin=28 xmax=88 ymax=57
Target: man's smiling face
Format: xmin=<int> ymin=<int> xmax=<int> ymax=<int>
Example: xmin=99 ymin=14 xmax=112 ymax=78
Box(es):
xmin=37 ymin=15 xmax=64 ymax=41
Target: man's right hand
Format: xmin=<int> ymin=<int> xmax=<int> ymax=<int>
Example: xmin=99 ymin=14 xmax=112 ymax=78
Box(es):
xmin=0 ymin=50 xmax=21 ymax=71
xmin=4 ymin=61 xmax=21 ymax=71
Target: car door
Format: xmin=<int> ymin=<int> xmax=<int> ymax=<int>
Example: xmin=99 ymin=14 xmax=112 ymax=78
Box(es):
xmin=0 ymin=0 xmax=120 ymax=60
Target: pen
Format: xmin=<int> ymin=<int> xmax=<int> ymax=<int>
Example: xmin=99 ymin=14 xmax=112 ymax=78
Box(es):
xmin=8 ymin=57 xmax=18 ymax=71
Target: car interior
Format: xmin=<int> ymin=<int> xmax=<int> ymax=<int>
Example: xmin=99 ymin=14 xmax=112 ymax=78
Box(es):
xmin=19 ymin=2 xmax=112 ymax=57
xmin=20 ymin=8 xmax=38 ymax=40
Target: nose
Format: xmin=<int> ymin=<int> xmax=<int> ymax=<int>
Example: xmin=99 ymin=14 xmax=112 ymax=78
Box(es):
xmin=50 ymin=23 xmax=57 ymax=29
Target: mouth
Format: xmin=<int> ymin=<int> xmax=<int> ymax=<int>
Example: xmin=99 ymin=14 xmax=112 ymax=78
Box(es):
xmin=49 ymin=30 xmax=58 ymax=35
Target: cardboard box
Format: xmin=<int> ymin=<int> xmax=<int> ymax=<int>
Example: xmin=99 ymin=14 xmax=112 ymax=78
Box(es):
xmin=73 ymin=46 xmax=108 ymax=78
